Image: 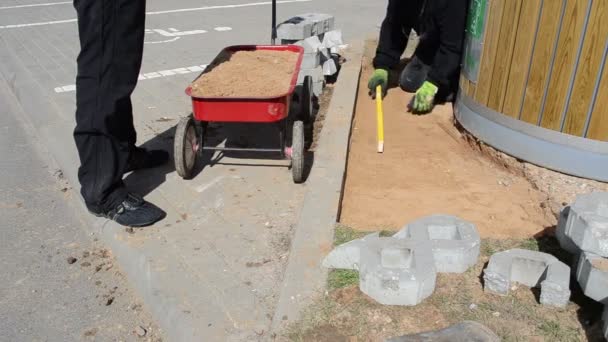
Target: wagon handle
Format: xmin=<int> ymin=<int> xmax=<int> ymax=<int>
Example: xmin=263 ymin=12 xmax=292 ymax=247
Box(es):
xmin=271 ymin=0 xmax=277 ymax=45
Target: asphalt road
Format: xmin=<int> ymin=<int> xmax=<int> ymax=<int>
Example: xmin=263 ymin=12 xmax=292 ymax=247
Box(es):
xmin=0 ymin=89 xmax=162 ymax=341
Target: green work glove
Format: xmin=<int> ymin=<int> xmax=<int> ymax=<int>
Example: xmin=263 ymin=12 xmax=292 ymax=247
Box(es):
xmin=368 ymin=69 xmax=389 ymax=98
xmin=412 ymin=81 xmax=438 ymax=114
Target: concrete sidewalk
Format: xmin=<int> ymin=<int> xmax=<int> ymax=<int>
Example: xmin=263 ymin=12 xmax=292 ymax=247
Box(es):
xmin=0 ymin=2 xmax=363 ymax=340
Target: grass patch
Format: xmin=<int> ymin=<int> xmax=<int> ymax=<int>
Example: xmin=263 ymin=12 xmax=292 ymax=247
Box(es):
xmin=328 ymin=269 xmax=359 ymax=290
xmin=333 ymin=224 xmax=368 ymax=246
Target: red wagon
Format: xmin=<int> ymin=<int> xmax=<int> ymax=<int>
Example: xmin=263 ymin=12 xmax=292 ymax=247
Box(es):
xmin=173 ymin=44 xmax=314 ymax=183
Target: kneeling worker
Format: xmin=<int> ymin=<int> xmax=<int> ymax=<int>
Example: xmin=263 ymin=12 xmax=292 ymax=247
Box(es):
xmin=369 ymin=0 xmax=468 ymax=114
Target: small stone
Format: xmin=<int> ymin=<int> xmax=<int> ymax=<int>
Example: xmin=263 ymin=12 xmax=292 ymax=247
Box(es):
xmin=126 ymin=227 xmax=135 ymax=234
xmin=135 ymin=326 xmax=147 ymax=337
xmin=106 ymin=297 xmax=115 ymax=306
xmin=67 ymin=257 xmax=78 ymax=264
xmin=469 ymin=303 xmax=477 ymax=310
xmin=492 ymin=312 xmax=500 ymax=317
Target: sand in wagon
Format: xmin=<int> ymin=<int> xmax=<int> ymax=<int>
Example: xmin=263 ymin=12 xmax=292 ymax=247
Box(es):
xmin=190 ymin=50 xmax=299 ymax=98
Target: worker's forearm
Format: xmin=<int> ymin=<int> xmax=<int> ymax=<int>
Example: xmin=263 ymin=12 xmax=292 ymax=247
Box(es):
xmin=427 ymin=0 xmax=468 ymax=88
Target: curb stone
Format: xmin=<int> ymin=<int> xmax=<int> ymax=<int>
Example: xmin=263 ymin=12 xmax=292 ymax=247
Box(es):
xmin=270 ymin=40 xmax=364 ymax=336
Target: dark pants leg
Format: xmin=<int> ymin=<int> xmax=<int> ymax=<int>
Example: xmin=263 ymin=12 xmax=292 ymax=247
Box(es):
xmin=373 ymin=0 xmax=425 ymax=70
xmin=73 ymin=0 xmax=146 ymax=213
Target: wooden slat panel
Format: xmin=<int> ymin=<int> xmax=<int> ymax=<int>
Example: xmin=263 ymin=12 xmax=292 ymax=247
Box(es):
xmin=586 ymin=55 xmax=608 ymax=141
xmin=520 ymin=0 xmax=565 ymax=125
xmin=486 ymin=0 xmax=523 ymax=111
xmin=474 ymin=0 xmax=505 ymax=105
xmin=502 ymin=0 xmax=542 ymax=118
xmin=563 ymin=0 xmax=608 ymax=136
xmin=468 ymin=80 xmax=477 ymax=99
xmin=460 ymin=74 xmax=470 ymax=97
xmin=540 ymin=0 xmax=589 ymax=131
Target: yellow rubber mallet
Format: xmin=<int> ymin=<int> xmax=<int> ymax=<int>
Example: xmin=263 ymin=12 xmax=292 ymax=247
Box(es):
xmin=376 ymin=85 xmax=385 ymax=153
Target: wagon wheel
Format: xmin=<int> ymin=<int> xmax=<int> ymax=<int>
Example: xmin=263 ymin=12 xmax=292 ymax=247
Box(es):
xmin=174 ymin=115 xmax=200 ymax=179
xmin=291 ymin=120 xmax=305 ymax=183
xmin=300 ymin=75 xmax=314 ymax=123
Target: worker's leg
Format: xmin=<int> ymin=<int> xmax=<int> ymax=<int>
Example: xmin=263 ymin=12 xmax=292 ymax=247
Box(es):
xmin=73 ymin=0 xmax=145 ymax=213
xmin=399 ymin=32 xmax=438 ymax=92
xmin=373 ymin=0 xmax=425 ymax=71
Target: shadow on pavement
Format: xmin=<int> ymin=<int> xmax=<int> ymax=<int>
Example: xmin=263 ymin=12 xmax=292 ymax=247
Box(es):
xmin=123 ymin=117 xmax=315 ymax=198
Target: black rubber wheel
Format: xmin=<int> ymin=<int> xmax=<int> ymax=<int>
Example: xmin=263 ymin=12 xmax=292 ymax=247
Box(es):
xmin=300 ymin=76 xmax=314 ymax=123
xmin=291 ymin=120 xmax=305 ymax=183
xmin=174 ymin=115 xmax=199 ymax=179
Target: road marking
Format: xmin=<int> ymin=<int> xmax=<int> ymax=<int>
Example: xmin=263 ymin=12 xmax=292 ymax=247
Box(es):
xmin=54 ymin=64 xmax=208 ymax=93
xmin=0 ymin=1 xmax=71 ymax=10
xmin=145 ymin=37 xmax=181 ymax=45
xmin=0 ymin=0 xmax=312 ymax=29
xmin=144 ymin=26 xmax=230 ymax=44
xmin=0 ymin=18 xmax=77 ymax=29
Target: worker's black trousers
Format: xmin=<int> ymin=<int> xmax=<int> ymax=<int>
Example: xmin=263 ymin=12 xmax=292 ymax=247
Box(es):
xmin=73 ymin=0 xmax=146 ymax=213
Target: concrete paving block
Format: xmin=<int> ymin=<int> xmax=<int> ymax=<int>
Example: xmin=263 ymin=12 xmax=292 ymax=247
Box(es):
xmin=277 ymin=14 xmax=334 ymax=40
xmin=312 ymin=80 xmax=324 ymax=97
xmin=565 ymin=192 xmax=608 ymax=257
xmin=301 ymin=52 xmax=321 ymax=69
xmin=297 ymin=67 xmax=324 ymax=84
xmin=293 ymin=36 xmax=322 ymax=53
xmin=322 ymin=233 xmax=380 ymax=270
xmin=556 ymin=206 xmax=579 ymax=254
xmin=576 ymin=251 xmax=608 ymax=303
xmin=483 ymin=249 xmax=571 ymax=307
xmin=321 ymin=30 xmax=344 ymax=50
xmin=323 ymin=59 xmax=338 ymax=76
xmin=394 ymin=215 xmax=480 ymax=273
xmin=359 ymin=238 xmax=436 ymax=306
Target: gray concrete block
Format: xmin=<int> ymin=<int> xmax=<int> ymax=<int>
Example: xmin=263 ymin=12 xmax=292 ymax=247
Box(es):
xmin=297 ymin=67 xmax=324 ymax=85
xmin=321 ymin=30 xmax=344 ymax=50
xmin=394 ymin=215 xmax=480 ymax=273
xmin=322 ymin=233 xmax=380 ymax=270
xmin=312 ymin=80 xmax=324 ymax=97
xmin=483 ymin=249 xmax=571 ymax=307
xmin=576 ymin=251 xmax=608 ymax=303
xmin=323 ymin=59 xmax=338 ymax=76
xmin=556 ymin=206 xmax=579 ymax=254
xmin=277 ymin=14 xmax=335 ymax=40
xmin=565 ymin=192 xmax=608 ymax=257
xmin=359 ymin=238 xmax=436 ymax=306
xmin=301 ymin=52 xmax=321 ymax=69
xmin=293 ymin=36 xmax=322 ymax=53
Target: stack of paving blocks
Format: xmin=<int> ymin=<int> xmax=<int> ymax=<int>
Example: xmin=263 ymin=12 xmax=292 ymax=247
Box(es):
xmin=277 ymin=13 xmax=343 ymax=97
xmin=556 ymin=192 xmax=608 ymax=339
xmin=323 ymin=215 xmax=481 ymax=306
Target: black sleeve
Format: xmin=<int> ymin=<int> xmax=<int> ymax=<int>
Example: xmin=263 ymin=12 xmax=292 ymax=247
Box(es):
xmin=373 ymin=0 xmax=425 ymax=70
xmin=426 ymin=0 xmax=468 ymax=88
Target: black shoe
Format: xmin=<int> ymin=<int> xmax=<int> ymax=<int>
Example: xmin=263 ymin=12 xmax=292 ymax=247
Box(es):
xmin=399 ymin=56 xmax=431 ymax=93
xmin=126 ymin=147 xmax=169 ymax=173
xmin=92 ymin=193 xmax=166 ymax=227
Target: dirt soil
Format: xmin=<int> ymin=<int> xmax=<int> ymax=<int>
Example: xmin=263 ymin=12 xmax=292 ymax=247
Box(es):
xmin=190 ymin=50 xmax=299 ymax=98
xmin=340 ymin=58 xmax=556 ymax=239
